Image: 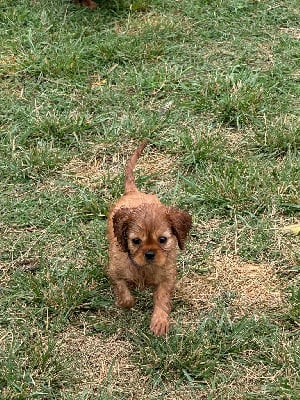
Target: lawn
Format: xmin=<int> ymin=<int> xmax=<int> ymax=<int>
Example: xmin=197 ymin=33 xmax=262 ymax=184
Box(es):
xmin=0 ymin=0 xmax=299 ymax=399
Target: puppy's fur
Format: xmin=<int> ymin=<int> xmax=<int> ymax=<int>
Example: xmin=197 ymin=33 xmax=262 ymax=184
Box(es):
xmin=74 ymin=0 xmax=97 ymax=9
xmin=107 ymin=141 xmax=192 ymax=336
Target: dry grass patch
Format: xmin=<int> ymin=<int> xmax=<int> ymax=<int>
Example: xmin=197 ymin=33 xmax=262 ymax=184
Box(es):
xmin=176 ymin=255 xmax=285 ymax=318
xmin=113 ymin=12 xmax=193 ymax=36
xmin=280 ymin=27 xmax=300 ymax=40
xmin=63 ymin=150 xmax=122 ymax=189
xmin=0 ymin=262 xmax=10 ymax=288
xmin=0 ymin=54 xmax=19 ymax=78
xmin=137 ymin=151 xmax=178 ymax=179
xmin=57 ymin=326 xmax=149 ymax=397
xmin=273 ymin=217 xmax=300 ymax=269
xmin=63 ymin=143 xmax=177 ymax=188
xmin=205 ymin=363 xmax=274 ymax=400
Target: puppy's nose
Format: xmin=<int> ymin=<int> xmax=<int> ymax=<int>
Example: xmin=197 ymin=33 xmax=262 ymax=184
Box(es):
xmin=144 ymin=250 xmax=155 ymax=261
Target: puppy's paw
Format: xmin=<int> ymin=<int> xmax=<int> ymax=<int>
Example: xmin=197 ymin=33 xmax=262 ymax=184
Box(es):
xmin=116 ymin=294 xmax=135 ymax=309
xmin=150 ymin=312 xmax=169 ymax=337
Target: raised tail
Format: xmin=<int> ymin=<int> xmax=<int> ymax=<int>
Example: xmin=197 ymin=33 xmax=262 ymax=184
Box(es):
xmin=125 ymin=140 xmax=148 ymax=194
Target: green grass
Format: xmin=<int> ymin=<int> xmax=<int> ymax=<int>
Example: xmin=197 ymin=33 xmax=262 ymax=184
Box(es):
xmin=0 ymin=0 xmax=299 ymax=398
xmin=131 ymin=312 xmax=299 ymax=385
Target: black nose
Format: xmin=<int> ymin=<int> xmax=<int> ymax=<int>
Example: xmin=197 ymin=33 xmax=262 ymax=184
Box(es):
xmin=144 ymin=250 xmax=155 ymax=261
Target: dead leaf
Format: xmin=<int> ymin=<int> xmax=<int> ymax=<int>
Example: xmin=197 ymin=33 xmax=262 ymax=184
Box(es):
xmin=91 ymin=79 xmax=107 ymax=88
xmin=282 ymin=223 xmax=300 ymax=235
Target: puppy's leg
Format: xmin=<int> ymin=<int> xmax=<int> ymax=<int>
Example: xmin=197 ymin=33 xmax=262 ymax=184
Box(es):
xmin=150 ymin=282 xmax=174 ymax=336
xmin=113 ymin=279 xmax=136 ymax=309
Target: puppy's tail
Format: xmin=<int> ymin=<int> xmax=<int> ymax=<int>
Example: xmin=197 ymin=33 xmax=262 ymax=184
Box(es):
xmin=125 ymin=140 xmax=148 ymax=194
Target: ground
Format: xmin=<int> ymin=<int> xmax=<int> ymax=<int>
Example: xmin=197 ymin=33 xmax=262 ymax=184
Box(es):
xmin=0 ymin=0 xmax=299 ymax=399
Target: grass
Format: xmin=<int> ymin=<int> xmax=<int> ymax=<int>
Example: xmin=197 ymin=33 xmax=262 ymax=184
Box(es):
xmin=0 ymin=0 xmax=299 ymax=398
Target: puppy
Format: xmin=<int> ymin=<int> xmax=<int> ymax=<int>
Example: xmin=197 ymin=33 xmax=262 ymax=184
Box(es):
xmin=107 ymin=141 xmax=192 ymax=336
xmin=74 ymin=0 xmax=97 ymax=9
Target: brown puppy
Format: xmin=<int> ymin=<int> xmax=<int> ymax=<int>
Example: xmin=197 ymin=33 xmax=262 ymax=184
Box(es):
xmin=107 ymin=141 xmax=192 ymax=336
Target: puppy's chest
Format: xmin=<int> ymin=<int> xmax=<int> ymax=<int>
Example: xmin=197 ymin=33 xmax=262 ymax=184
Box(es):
xmin=129 ymin=265 xmax=165 ymax=289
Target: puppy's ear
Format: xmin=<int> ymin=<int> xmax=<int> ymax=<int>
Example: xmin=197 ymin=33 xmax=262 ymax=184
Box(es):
xmin=113 ymin=207 xmax=132 ymax=253
xmin=167 ymin=207 xmax=192 ymax=250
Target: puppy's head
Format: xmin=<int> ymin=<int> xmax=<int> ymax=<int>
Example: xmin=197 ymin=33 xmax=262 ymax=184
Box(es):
xmin=113 ymin=204 xmax=192 ymax=268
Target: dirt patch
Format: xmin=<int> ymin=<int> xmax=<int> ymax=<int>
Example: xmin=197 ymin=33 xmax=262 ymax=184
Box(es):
xmin=176 ymin=255 xmax=284 ymax=317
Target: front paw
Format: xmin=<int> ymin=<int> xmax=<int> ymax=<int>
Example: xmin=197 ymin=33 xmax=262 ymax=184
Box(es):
xmin=116 ymin=294 xmax=135 ymax=309
xmin=150 ymin=312 xmax=169 ymax=336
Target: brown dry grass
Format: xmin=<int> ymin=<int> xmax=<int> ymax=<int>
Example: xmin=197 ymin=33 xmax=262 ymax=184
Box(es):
xmin=280 ymin=27 xmax=300 ymax=40
xmin=0 ymin=262 xmax=10 ymax=288
xmin=176 ymin=254 xmax=285 ymax=318
xmin=205 ymin=363 xmax=275 ymax=400
xmin=63 ymin=142 xmax=177 ymax=189
xmin=57 ymin=326 xmax=148 ymax=398
xmin=113 ymin=12 xmax=194 ymax=37
xmin=62 ymin=144 xmax=123 ymax=188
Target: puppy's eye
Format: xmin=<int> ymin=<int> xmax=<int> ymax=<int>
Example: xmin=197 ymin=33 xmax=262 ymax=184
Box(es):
xmin=132 ymin=238 xmax=141 ymax=245
xmin=158 ymin=236 xmax=167 ymax=244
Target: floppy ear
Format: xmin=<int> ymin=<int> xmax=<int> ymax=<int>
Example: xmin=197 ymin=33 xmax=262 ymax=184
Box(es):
xmin=112 ymin=207 xmax=132 ymax=253
xmin=167 ymin=207 xmax=192 ymax=250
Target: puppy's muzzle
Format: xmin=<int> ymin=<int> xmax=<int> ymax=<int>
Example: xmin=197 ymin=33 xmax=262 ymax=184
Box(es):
xmin=144 ymin=250 xmax=156 ymax=261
